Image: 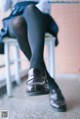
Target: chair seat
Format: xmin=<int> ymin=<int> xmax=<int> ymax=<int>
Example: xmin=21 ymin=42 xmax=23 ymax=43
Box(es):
xmin=45 ymin=33 xmax=53 ymax=38
xmin=3 ymin=37 xmax=17 ymax=43
xmin=3 ymin=33 xmax=55 ymax=42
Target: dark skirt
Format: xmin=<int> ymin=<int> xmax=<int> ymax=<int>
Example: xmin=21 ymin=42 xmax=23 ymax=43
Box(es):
xmin=0 ymin=1 xmax=38 ymax=54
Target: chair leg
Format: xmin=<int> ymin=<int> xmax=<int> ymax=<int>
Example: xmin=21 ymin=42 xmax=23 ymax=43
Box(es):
xmin=48 ymin=38 xmax=55 ymax=78
xmin=14 ymin=43 xmax=21 ymax=85
xmin=45 ymin=40 xmax=50 ymax=72
xmin=5 ymin=42 xmax=12 ymax=97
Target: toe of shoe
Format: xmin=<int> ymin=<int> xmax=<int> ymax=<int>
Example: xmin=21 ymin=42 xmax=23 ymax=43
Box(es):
xmin=50 ymin=99 xmax=67 ymax=112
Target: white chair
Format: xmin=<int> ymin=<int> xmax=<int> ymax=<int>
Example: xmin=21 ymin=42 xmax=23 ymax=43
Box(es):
xmin=3 ymin=33 xmax=55 ymax=97
xmin=45 ymin=33 xmax=55 ymax=78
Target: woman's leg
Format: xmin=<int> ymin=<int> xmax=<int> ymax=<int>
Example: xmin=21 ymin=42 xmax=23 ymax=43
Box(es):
xmin=23 ymin=5 xmax=66 ymax=111
xmin=23 ymin=5 xmax=46 ymax=70
xmin=22 ymin=5 xmax=59 ymax=89
xmin=8 ymin=16 xmax=31 ymax=61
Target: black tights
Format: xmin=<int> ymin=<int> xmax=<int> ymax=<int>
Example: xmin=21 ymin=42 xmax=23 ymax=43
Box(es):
xmin=8 ymin=5 xmax=59 ymax=90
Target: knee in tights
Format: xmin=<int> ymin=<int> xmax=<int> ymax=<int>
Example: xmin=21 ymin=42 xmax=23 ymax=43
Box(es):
xmin=12 ymin=16 xmax=27 ymax=31
xmin=24 ymin=4 xmax=34 ymax=13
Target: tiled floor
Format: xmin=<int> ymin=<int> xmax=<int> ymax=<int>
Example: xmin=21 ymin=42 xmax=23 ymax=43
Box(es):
xmin=0 ymin=78 xmax=80 ymax=119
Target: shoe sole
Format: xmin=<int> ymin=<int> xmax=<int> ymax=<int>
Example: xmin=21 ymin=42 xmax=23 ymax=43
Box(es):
xmin=26 ymin=90 xmax=50 ymax=96
xmin=51 ymin=104 xmax=67 ymax=112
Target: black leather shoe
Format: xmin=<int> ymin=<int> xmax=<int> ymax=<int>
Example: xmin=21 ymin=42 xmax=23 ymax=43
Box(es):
xmin=50 ymin=88 xmax=67 ymax=112
xmin=26 ymin=68 xmax=50 ymax=96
